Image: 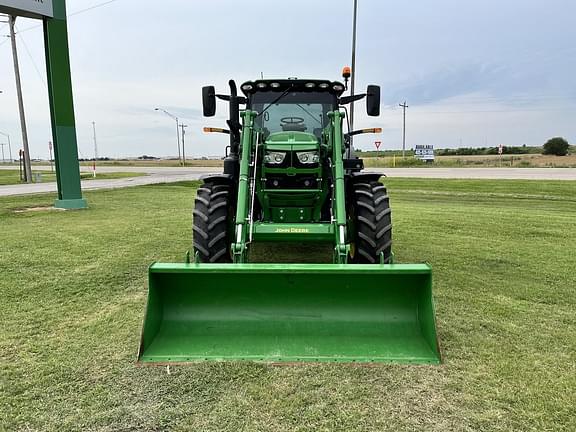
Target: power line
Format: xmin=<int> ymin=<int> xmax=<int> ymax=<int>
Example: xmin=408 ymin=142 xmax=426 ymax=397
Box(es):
xmin=381 ymin=94 xmax=576 ymax=110
xmin=1 ymin=2 xmax=123 ymax=89
xmin=398 ymin=107 xmax=576 ymax=114
xmin=17 ymin=0 xmax=123 ymax=33
xmin=15 ymin=27 xmax=47 ymax=86
xmin=441 ymin=94 xmax=576 ymax=102
xmin=381 ymin=97 xmax=576 ymax=113
xmin=69 ymin=0 xmax=122 ymax=17
xmin=0 ymin=32 xmax=10 ymax=48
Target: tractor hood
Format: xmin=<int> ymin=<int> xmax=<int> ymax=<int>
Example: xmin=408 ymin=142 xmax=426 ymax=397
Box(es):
xmin=265 ymin=131 xmax=319 ymax=152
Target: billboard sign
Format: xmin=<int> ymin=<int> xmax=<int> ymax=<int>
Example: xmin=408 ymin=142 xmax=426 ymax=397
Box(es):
xmin=414 ymin=144 xmax=435 ymax=162
xmin=0 ymin=0 xmax=53 ymax=18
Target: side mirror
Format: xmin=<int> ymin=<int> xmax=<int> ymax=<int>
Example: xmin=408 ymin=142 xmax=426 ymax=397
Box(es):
xmin=202 ymin=86 xmax=216 ymax=117
xmin=366 ymin=85 xmax=380 ymax=116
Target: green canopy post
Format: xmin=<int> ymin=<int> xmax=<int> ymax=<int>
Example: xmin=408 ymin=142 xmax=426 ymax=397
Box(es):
xmin=1 ymin=0 xmax=87 ymax=208
xmin=44 ymin=0 xmax=87 ymax=209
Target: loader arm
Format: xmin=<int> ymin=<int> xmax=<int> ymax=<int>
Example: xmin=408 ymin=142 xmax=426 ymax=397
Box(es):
xmin=328 ymin=110 xmax=350 ymax=263
xmin=231 ymin=110 xmax=257 ymax=263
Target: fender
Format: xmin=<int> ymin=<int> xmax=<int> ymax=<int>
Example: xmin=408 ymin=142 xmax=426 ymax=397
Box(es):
xmin=199 ymin=173 xmax=235 ymax=185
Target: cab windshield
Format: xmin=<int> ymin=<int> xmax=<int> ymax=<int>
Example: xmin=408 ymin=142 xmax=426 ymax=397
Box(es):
xmin=251 ymin=91 xmax=335 ymax=137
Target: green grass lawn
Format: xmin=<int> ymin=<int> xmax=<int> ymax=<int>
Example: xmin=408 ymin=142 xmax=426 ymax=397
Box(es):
xmin=1 ymin=179 xmax=575 ymax=431
xmin=0 ymin=169 xmax=146 ymax=185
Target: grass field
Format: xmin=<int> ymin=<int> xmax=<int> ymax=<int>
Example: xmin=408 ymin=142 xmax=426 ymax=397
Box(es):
xmin=1 ymin=179 xmax=575 ymax=431
xmin=0 ymin=170 xmax=146 ymax=186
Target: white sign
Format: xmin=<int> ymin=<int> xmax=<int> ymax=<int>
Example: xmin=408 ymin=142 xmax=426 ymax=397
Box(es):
xmin=414 ymin=144 xmax=435 ymax=162
xmin=0 ymin=0 xmax=53 ymax=18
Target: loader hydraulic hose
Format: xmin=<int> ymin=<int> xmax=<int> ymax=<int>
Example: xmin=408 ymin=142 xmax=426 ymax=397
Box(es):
xmin=328 ymin=111 xmax=349 ymax=263
xmin=231 ymin=110 xmax=257 ymax=262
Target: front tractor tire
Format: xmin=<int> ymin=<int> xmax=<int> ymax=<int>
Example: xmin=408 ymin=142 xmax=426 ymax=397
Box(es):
xmin=349 ymin=181 xmax=392 ymax=264
xmin=192 ymin=182 xmax=233 ymax=263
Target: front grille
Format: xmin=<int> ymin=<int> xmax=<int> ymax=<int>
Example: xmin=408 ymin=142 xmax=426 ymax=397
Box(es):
xmin=265 ymin=176 xmax=319 ymax=189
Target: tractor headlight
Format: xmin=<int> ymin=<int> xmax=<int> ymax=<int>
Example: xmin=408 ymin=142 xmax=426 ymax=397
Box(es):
xmin=264 ymin=151 xmax=287 ymax=165
xmin=296 ymin=151 xmax=319 ymax=164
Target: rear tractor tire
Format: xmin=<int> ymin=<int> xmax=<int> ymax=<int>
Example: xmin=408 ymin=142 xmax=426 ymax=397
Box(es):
xmin=192 ymin=182 xmax=234 ymax=263
xmin=349 ymin=181 xmax=392 ymax=264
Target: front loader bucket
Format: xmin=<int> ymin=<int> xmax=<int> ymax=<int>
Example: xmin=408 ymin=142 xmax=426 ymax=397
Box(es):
xmin=138 ymin=263 xmax=440 ymax=364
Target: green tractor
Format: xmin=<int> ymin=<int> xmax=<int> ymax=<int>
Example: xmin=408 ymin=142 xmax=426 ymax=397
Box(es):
xmin=138 ymin=74 xmax=441 ymax=364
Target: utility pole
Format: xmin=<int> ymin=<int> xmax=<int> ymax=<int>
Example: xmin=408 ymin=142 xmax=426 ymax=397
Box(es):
xmin=92 ymin=121 xmax=98 ymax=177
xmin=349 ymin=0 xmax=358 ymax=145
xmin=155 ymin=108 xmax=181 ymax=165
xmin=176 ymin=119 xmax=181 ymax=165
xmin=9 ymin=15 xmax=32 ymax=183
xmin=19 ymin=149 xmax=24 ymax=181
xmin=399 ymin=101 xmax=409 ymax=158
xmin=180 ymin=124 xmax=188 ymax=167
xmin=0 ymin=132 xmax=12 ymax=162
xmin=0 ymin=143 xmax=6 ymax=163
xmin=49 ymin=141 xmax=54 ymax=172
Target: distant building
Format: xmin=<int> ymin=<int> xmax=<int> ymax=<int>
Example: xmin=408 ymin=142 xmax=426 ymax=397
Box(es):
xmin=414 ymin=145 xmax=435 ymax=162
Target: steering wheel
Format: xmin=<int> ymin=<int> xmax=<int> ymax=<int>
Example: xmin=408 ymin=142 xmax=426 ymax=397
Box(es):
xmin=280 ymin=116 xmax=305 ymax=125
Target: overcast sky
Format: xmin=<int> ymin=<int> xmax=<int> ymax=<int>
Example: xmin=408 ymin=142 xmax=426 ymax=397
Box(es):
xmin=1 ymin=0 xmax=575 ymax=159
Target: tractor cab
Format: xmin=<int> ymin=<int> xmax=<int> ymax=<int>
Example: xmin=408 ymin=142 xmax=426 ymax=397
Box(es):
xmin=240 ymin=80 xmax=345 ymax=223
xmin=241 ymin=79 xmax=343 ymax=141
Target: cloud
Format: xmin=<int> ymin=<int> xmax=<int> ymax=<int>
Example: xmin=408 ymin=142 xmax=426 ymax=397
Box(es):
xmin=118 ymin=106 xmax=203 ymax=121
xmin=381 ymin=61 xmax=559 ymax=106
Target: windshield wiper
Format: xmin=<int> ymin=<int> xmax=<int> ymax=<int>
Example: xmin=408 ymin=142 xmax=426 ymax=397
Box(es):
xmin=255 ymin=85 xmax=294 ymax=118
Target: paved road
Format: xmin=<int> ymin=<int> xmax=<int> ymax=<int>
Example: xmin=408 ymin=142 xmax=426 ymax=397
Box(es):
xmin=1 ymin=166 xmax=575 ymax=197
xmin=0 ymin=166 xmax=216 ymax=197
xmin=382 ymin=167 xmax=576 ymax=180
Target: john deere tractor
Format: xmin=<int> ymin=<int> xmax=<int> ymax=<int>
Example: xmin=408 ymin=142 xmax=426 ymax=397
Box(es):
xmin=138 ymin=74 xmax=440 ymax=364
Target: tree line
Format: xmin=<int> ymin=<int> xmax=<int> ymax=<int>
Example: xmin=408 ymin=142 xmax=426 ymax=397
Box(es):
xmin=357 ymin=137 xmax=571 ymax=157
